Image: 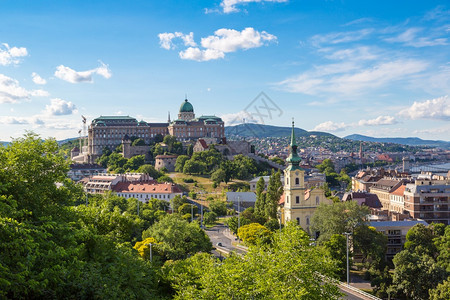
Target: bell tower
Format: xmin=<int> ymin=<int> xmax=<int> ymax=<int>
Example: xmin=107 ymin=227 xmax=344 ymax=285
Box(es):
xmin=283 ymin=120 xmax=306 ymax=225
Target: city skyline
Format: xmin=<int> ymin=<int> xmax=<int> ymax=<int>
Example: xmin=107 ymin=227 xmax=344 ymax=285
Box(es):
xmin=0 ymin=0 xmax=449 ymax=141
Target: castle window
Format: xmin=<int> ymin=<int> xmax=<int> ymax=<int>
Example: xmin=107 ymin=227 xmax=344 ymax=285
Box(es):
xmin=295 ymin=178 xmax=299 ymax=185
xmin=296 ymin=196 xmax=299 ymax=203
xmin=316 ymin=196 xmax=320 ymax=205
xmin=306 ymin=217 xmax=310 ymax=225
xmin=296 ymin=217 xmax=300 ymax=225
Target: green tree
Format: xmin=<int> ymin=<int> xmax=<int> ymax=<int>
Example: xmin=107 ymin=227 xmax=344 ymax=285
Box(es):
xmin=209 ymin=200 xmax=227 ymax=216
xmin=203 ymin=211 xmax=217 ymax=225
xmin=392 ymin=250 xmax=447 ymax=300
xmin=183 ymin=160 xmax=206 ymax=175
xmin=175 ymin=155 xmax=190 ymax=172
xmin=211 ymin=168 xmax=226 ymax=184
xmin=131 ymin=138 xmax=146 ymax=146
xmin=167 ymin=223 xmax=341 ymax=299
xmin=123 ymin=154 xmax=145 ymax=171
xmin=353 ymin=225 xmax=387 ymax=270
xmin=429 ymin=278 xmax=450 ymax=300
xmin=311 ymin=201 xmax=369 ymax=242
xmin=171 ymin=195 xmax=187 ymax=212
xmin=137 ymin=164 xmax=163 ymax=179
xmin=157 ymin=175 xmax=173 ymax=183
xmin=186 ymin=144 xmax=194 ymax=156
xmin=254 ymin=177 xmax=267 ymax=219
xmin=226 ymin=215 xmax=251 ymax=234
xmin=323 ymin=234 xmax=348 ymax=280
xmin=404 ymin=223 xmax=437 ymax=257
xmin=265 ymin=169 xmax=283 ymax=219
xmin=142 ymin=215 xmax=212 ymax=260
xmin=0 ymin=134 xmax=163 ymax=299
xmin=237 ymin=223 xmax=272 ymax=246
xmin=178 ymin=203 xmax=198 ymax=216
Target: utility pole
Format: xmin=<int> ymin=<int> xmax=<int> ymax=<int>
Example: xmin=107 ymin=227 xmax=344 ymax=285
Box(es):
xmin=147 ymin=243 xmax=153 ymax=262
xmin=237 ymin=196 xmax=241 ymax=242
xmin=344 ymin=232 xmax=352 ymax=286
xmin=200 ymin=203 xmax=203 ymax=228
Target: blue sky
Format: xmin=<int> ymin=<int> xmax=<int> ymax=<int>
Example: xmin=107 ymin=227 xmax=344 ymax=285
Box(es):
xmin=0 ymin=0 xmax=449 ymax=141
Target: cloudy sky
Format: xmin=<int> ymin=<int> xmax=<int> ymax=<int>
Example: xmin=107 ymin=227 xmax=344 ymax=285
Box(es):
xmin=1 ymin=0 xmax=449 ymax=141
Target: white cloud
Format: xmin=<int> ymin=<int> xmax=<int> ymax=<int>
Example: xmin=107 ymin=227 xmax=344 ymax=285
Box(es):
xmin=311 ymin=29 xmax=373 ymax=47
xmin=358 ymin=115 xmax=397 ymax=126
xmin=277 ymin=59 xmax=428 ymax=96
xmin=54 ymin=62 xmax=112 ymax=83
xmin=0 ymin=74 xmax=49 ymax=104
xmin=45 ymin=98 xmax=77 ymax=116
xmin=175 ymin=27 xmax=276 ymax=61
xmin=324 ymin=46 xmax=378 ymax=61
xmin=179 ymin=47 xmax=225 ymax=61
xmin=158 ymin=32 xmax=197 ymax=50
xmin=313 ymin=121 xmax=348 ymax=132
xmin=201 ymin=27 xmax=276 ymax=52
xmin=220 ymin=0 xmax=288 ymax=13
xmin=0 ymin=116 xmax=30 ymax=125
xmin=398 ymin=96 xmax=450 ymax=120
xmin=220 ymin=110 xmax=259 ymax=125
xmin=31 ymin=72 xmax=47 ymax=85
xmin=0 ymin=43 xmax=28 ymax=65
xmin=385 ymin=27 xmax=447 ymax=47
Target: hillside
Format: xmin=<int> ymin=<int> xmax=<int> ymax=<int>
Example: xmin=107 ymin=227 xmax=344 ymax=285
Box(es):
xmin=344 ymin=134 xmax=450 ymax=149
xmin=225 ymin=123 xmax=335 ymax=138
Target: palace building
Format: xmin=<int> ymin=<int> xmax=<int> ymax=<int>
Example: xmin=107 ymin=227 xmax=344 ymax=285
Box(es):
xmin=279 ymin=121 xmax=332 ymax=234
xmin=84 ymin=98 xmax=224 ymax=162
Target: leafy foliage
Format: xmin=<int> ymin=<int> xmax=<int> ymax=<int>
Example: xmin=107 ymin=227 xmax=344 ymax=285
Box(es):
xmin=165 ymin=223 xmax=342 ymax=299
xmin=142 ymin=214 xmax=212 ymax=260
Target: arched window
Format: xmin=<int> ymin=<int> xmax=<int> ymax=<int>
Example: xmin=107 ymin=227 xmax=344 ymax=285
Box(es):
xmin=296 ymin=217 xmax=300 ymax=225
xmin=316 ymin=196 xmax=320 ymax=205
xmin=295 ymin=178 xmax=299 ymax=185
xmin=306 ymin=216 xmax=310 ymax=225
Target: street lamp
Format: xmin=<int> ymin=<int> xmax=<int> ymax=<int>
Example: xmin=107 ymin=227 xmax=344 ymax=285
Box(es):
xmin=343 ymin=232 xmax=352 ymax=286
xmin=276 ymin=210 xmax=282 ymax=234
xmin=237 ymin=196 xmax=241 ymax=243
xmin=147 ymin=243 xmax=153 ymax=262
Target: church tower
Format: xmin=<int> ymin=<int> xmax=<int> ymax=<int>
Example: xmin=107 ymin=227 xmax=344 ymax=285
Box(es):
xmin=282 ymin=121 xmax=330 ymax=233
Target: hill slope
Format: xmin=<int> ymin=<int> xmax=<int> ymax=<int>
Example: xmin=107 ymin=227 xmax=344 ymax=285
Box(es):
xmin=225 ymin=123 xmax=335 ymax=138
xmin=344 ymin=134 xmax=450 ymax=149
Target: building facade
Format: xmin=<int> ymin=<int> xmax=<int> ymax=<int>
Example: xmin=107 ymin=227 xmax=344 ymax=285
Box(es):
xmin=281 ymin=122 xmax=331 ymax=233
xmin=86 ymin=98 xmax=224 ymax=162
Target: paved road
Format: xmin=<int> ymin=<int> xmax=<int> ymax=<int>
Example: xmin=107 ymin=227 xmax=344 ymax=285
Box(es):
xmin=204 ymin=223 xmax=246 ymax=257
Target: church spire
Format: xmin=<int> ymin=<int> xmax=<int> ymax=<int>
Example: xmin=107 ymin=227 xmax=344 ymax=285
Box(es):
xmin=290 ymin=119 xmax=296 ymax=147
xmin=286 ymin=119 xmax=301 ymax=167
xmin=168 ymin=111 xmax=171 ymax=123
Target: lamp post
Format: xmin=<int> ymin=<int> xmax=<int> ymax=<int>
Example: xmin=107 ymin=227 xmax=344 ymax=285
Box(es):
xmin=276 ymin=210 xmax=282 ymax=234
xmin=147 ymin=243 xmax=153 ymax=262
xmin=200 ymin=203 xmax=203 ymax=228
xmin=343 ymin=232 xmax=352 ymax=286
xmin=237 ymin=196 xmax=241 ymax=242
xmin=137 ymin=199 xmax=140 ymax=217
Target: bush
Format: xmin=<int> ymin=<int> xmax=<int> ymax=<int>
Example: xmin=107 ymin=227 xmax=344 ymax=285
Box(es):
xmin=183 ymin=178 xmax=196 ymax=183
xmin=189 ymin=192 xmax=197 ymax=199
xmin=203 ymin=211 xmax=217 ymax=225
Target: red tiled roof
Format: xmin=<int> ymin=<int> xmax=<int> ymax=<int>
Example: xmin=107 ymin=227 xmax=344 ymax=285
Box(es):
xmin=198 ymin=139 xmax=209 ymax=149
xmin=112 ymin=181 xmax=182 ymax=194
xmin=391 ymin=184 xmax=406 ymax=196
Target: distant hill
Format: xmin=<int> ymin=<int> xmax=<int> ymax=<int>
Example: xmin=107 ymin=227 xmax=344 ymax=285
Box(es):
xmin=344 ymin=134 xmax=450 ymax=149
xmin=225 ymin=123 xmax=335 ymax=138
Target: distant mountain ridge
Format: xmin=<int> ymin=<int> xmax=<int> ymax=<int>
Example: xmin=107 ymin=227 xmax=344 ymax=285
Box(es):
xmin=344 ymin=134 xmax=450 ymax=149
xmin=225 ymin=123 xmax=335 ymax=138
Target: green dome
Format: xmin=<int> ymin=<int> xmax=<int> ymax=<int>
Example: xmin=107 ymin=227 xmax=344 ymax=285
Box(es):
xmin=180 ymin=99 xmax=194 ymax=112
